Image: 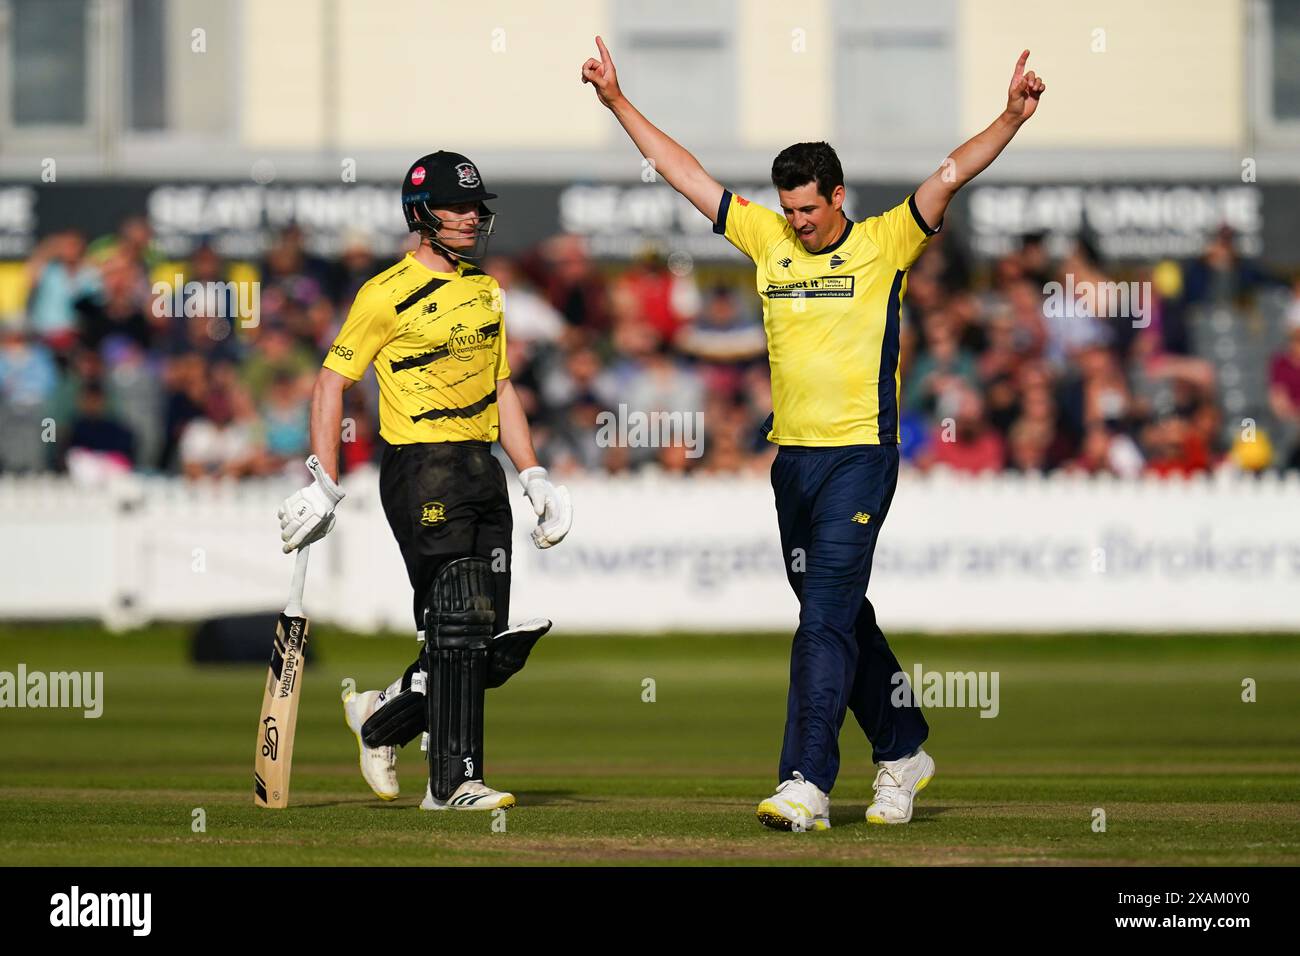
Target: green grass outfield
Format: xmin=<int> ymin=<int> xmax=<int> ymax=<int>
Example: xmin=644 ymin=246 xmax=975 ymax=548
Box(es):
xmin=1 ymin=624 xmax=1298 ymax=866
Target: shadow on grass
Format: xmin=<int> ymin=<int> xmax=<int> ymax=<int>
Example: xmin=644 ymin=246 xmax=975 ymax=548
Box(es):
xmin=292 ymin=789 xmax=584 ymax=810
xmin=828 ymin=804 xmax=950 ymax=828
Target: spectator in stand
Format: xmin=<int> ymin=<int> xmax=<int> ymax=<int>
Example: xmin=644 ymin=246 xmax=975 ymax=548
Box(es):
xmin=621 ymin=336 xmax=706 ymax=470
xmin=698 ymin=396 xmax=750 ymax=475
xmin=65 ymin=381 xmax=136 ymax=476
xmin=88 ymin=215 xmax=157 ymax=276
xmin=178 ymin=385 xmax=260 ymax=479
xmin=539 ymin=344 xmax=604 ymax=414
xmin=527 ymin=233 xmax=608 ymax=333
xmin=240 ymin=320 xmax=315 ymax=405
xmin=25 ymin=231 xmax=100 ymax=352
xmin=103 ymin=340 xmax=164 ymax=471
xmin=156 ymin=243 xmax=245 ymax=364
xmin=259 ymin=226 xmax=328 ymax=327
xmin=1006 ymin=417 xmax=1053 ymax=473
xmin=159 ymin=352 xmax=209 ymax=471
xmin=676 ymin=283 xmax=767 ymax=401
xmin=903 ymin=313 xmax=979 ymax=416
xmin=1063 ymin=423 xmax=1145 ymax=477
xmin=1268 ymin=294 xmax=1300 ymax=470
xmin=1143 ymin=413 xmax=1212 ymax=477
xmin=1018 ymin=231 xmax=1055 ymax=289
xmin=329 ymin=231 xmax=377 ymax=306
xmin=1004 ymin=277 xmax=1049 ymax=364
xmin=76 ymin=249 xmax=153 ymax=353
xmin=1064 ymin=425 xmax=1114 ymax=475
xmin=259 ymin=369 xmax=311 ymax=474
xmin=338 ymin=393 xmax=378 ymax=475
xmin=926 ymin=387 xmax=1006 ymax=473
xmin=1179 ymin=225 xmax=1286 ymax=309
xmin=1042 ymin=242 xmax=1112 ymax=372
xmin=612 ymin=248 xmax=700 ymax=344
xmin=546 ymin=389 xmax=608 ymax=476
xmin=485 ymin=255 xmax=565 ymax=346
xmin=0 ymin=322 xmax=59 ymax=472
xmin=1013 ymin=381 xmax=1072 ymax=469
xmin=655 ymin=441 xmax=693 ymax=475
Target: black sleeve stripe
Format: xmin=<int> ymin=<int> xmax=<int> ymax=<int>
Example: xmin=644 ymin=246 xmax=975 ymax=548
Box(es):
xmin=908 ymin=193 xmax=942 ymax=236
xmin=395 ymin=277 xmax=451 ymax=314
xmin=712 ymin=189 xmax=732 ymax=235
xmin=410 ymin=389 xmax=498 ymax=423
xmin=460 ymin=267 xmax=488 ymax=277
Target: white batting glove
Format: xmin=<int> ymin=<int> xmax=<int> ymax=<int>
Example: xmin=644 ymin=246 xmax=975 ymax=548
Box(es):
xmin=519 ymin=465 xmax=573 ymax=550
xmin=277 ymin=455 xmax=345 ymax=554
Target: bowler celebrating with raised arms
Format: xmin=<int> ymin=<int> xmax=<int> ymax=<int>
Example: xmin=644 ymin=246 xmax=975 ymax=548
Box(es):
xmin=582 ymin=37 xmax=1044 ymax=829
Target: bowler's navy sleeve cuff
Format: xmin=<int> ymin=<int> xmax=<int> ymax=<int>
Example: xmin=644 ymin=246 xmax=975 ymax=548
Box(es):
xmin=713 ymin=189 xmax=732 ymax=235
xmin=908 ymin=193 xmax=942 ymax=236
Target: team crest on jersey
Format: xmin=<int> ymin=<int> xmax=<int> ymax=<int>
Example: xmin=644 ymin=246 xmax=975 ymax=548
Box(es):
xmin=829 ymin=253 xmax=849 ymax=269
xmin=456 ymin=163 xmax=480 ymax=188
xmin=420 ymin=502 xmax=447 ymax=526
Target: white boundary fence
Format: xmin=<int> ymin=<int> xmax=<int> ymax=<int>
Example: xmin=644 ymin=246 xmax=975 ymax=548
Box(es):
xmin=2 ymin=468 xmax=1299 ymax=634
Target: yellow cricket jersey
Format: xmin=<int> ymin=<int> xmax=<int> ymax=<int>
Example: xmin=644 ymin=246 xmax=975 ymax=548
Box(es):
xmin=322 ymin=253 xmax=511 ymax=444
xmin=715 ymin=191 xmax=939 ymax=445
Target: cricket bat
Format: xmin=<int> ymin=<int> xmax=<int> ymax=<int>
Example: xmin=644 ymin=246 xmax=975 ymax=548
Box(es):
xmin=254 ymin=544 xmax=312 ymax=808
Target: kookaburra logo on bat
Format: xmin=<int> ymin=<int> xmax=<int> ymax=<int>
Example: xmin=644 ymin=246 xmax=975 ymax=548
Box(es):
xmin=261 ymin=716 xmax=279 ymax=759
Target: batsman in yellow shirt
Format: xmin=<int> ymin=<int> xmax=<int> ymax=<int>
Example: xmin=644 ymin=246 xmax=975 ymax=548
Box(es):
xmin=583 ymin=37 xmax=1046 ymax=830
xmin=277 ymin=151 xmax=573 ymax=813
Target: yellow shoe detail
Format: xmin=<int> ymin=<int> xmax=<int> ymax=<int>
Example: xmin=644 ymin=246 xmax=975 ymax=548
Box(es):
xmin=756 ymin=800 xmax=828 ymax=831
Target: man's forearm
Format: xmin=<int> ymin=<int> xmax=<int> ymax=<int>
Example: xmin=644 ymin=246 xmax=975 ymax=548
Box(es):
xmin=608 ymin=96 xmax=695 ymax=184
xmin=945 ymin=112 xmax=1025 ymax=192
xmin=309 ymin=376 xmax=345 ymax=482
xmin=606 ymin=95 xmax=722 ymax=221
xmin=496 ymin=380 xmax=540 ymax=473
xmin=914 ymin=111 xmax=1027 ymax=227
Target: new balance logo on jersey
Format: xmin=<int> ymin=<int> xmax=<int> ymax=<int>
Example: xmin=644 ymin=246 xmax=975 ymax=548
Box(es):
xmin=778 ymin=257 xmax=793 ymax=268
xmin=851 ymin=512 xmax=871 ymax=524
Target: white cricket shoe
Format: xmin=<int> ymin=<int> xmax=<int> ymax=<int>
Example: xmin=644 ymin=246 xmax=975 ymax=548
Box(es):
xmin=420 ymin=779 xmax=516 ymax=811
xmin=341 ymin=688 xmax=399 ymax=801
xmin=755 ymin=771 xmax=830 ymax=831
xmin=866 ymin=748 xmax=935 ymax=825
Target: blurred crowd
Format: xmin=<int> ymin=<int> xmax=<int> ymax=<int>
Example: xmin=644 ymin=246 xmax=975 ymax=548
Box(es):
xmin=2 ymin=212 xmax=1299 ymax=481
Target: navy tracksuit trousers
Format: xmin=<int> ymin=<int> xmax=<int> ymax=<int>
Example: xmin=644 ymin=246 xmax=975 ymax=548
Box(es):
xmin=771 ymin=443 xmax=928 ymax=794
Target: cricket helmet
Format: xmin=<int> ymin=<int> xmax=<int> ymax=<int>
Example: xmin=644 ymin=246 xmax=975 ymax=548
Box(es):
xmin=401 ymin=151 xmax=498 ymax=261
